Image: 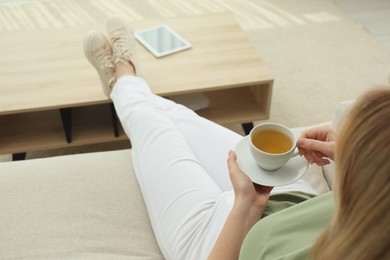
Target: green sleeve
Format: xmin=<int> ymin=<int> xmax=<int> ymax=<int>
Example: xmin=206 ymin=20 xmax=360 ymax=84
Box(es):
xmin=239 ymin=192 xmax=334 ymax=260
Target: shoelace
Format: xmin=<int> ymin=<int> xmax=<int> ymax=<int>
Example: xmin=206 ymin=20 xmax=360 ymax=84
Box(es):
xmin=93 ymin=45 xmax=115 ymax=88
xmin=111 ymin=29 xmax=134 ymax=65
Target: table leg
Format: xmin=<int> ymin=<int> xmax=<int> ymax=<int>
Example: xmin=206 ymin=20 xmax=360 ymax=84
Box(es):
xmin=13 ymin=153 xmax=26 ymax=161
xmin=110 ymin=103 xmax=119 ymax=137
xmin=242 ymin=122 xmax=254 ymax=135
xmin=60 ymin=108 xmax=72 ymax=143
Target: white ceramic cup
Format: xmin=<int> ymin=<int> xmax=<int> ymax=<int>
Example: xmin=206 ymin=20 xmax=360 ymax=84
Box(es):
xmin=249 ymin=123 xmax=298 ymax=171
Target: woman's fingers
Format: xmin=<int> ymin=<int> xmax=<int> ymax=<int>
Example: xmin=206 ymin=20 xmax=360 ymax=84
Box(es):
xmin=299 ymin=146 xmax=331 ymax=165
xmin=227 ymin=151 xmax=250 ymax=186
xmin=227 ymin=151 xmax=243 ymax=179
xmin=297 ymin=138 xmax=334 ymax=160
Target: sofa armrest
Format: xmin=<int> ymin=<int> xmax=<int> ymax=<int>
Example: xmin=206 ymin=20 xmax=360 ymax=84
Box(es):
xmin=292 ymin=99 xmax=354 ymax=193
xmin=324 ymin=99 xmax=354 ymax=188
xmin=332 ymin=100 xmax=354 ymax=129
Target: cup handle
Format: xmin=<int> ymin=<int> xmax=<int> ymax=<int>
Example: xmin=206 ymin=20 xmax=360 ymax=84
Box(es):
xmin=292 ymin=148 xmax=299 ymax=158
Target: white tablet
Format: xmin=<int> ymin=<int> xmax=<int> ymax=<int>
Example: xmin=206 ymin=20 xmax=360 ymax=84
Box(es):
xmin=134 ymin=24 xmax=192 ymax=58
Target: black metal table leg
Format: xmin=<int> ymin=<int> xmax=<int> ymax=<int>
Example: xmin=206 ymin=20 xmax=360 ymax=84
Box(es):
xmin=12 ymin=153 xmax=26 ymax=161
xmin=110 ymin=103 xmax=119 ymax=137
xmin=242 ymin=122 xmax=254 ymax=135
xmin=60 ymin=108 xmax=72 ymax=143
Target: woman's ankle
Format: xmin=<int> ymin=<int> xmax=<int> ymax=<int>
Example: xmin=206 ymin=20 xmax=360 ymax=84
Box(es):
xmin=115 ymin=61 xmax=136 ymax=80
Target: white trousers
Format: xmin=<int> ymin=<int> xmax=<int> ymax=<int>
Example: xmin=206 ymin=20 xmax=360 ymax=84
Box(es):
xmin=111 ymin=76 xmax=317 ymax=260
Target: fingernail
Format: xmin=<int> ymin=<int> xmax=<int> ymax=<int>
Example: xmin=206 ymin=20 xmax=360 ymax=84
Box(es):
xmin=297 ymin=139 xmax=304 ymax=146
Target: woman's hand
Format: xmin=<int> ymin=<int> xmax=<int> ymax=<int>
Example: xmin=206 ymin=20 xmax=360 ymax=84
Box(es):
xmin=297 ymin=125 xmax=336 ymax=166
xmin=228 ymin=151 xmax=273 ymax=226
xmin=208 ymin=151 xmax=273 ymax=260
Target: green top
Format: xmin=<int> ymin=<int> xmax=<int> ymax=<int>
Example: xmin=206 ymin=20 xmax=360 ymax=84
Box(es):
xmin=239 ymin=192 xmax=334 ymax=260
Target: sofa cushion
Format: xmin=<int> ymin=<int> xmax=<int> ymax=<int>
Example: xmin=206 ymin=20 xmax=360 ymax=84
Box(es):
xmin=0 ymin=149 xmax=163 ymax=260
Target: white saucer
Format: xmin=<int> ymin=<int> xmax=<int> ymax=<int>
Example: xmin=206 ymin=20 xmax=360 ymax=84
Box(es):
xmin=234 ymin=136 xmax=308 ymax=187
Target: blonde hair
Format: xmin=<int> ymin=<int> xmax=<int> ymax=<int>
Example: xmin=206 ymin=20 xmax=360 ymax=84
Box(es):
xmin=311 ymin=88 xmax=390 ymax=260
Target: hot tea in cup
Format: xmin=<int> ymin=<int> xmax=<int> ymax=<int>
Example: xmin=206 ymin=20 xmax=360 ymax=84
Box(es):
xmin=249 ymin=123 xmax=297 ymax=171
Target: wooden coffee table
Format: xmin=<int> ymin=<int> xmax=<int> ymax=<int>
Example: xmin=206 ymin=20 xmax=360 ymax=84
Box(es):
xmin=0 ymin=12 xmax=273 ymax=160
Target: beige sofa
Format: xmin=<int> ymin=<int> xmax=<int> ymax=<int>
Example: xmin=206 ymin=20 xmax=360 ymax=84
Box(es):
xmin=0 ymin=101 xmax=352 ymax=259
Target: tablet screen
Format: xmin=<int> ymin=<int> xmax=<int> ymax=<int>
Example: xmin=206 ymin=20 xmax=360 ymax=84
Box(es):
xmin=134 ymin=25 xmax=192 ymax=57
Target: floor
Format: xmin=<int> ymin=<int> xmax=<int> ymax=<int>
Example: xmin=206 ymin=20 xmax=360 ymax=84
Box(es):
xmin=0 ymin=0 xmax=388 ymax=53
xmin=332 ymin=0 xmax=390 ymax=52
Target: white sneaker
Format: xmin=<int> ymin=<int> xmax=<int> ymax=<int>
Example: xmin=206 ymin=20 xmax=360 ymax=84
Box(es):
xmin=106 ymin=16 xmax=143 ymax=77
xmin=84 ymin=30 xmax=115 ymax=97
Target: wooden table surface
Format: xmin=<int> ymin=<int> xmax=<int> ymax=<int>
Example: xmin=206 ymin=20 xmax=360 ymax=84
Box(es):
xmin=0 ymin=12 xmax=273 ymax=157
xmin=0 ymin=12 xmax=272 ymax=115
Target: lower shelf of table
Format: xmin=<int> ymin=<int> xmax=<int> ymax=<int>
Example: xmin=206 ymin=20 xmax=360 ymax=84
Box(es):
xmin=0 ymin=105 xmax=127 ymax=155
xmin=197 ymin=84 xmax=271 ymax=125
xmin=0 ymin=83 xmax=272 ymax=156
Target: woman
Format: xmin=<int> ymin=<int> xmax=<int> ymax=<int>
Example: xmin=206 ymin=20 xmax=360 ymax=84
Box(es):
xmin=231 ymin=89 xmax=390 ymax=260
xmin=310 ymin=89 xmax=390 ymax=260
xmin=84 ymin=16 xmax=389 ymax=260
